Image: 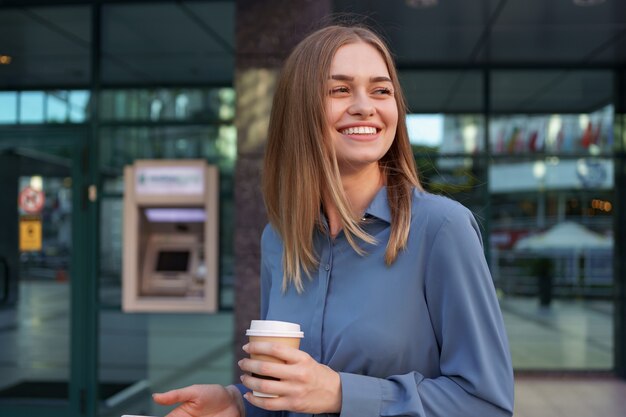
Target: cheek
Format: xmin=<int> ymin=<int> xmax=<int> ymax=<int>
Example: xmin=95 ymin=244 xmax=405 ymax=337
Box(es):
xmin=386 ymin=110 xmax=398 ymax=136
xmin=390 ymin=106 xmax=399 ymax=128
xmin=381 ymin=103 xmax=398 ymax=130
xmin=326 ymin=100 xmax=341 ymax=122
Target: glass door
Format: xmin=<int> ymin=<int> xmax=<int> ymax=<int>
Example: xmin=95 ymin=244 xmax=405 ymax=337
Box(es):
xmin=0 ymin=131 xmax=92 ymax=417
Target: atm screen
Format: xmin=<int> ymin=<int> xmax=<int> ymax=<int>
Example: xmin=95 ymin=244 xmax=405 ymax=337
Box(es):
xmin=156 ymin=251 xmax=190 ymax=272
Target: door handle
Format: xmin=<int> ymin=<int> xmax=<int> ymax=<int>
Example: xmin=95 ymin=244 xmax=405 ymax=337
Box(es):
xmin=0 ymin=256 xmax=9 ymax=304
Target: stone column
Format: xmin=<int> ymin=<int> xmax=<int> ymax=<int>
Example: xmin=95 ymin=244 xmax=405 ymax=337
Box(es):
xmin=233 ymin=0 xmax=332 ymax=374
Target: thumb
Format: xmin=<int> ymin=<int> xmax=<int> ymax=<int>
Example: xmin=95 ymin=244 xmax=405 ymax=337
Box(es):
xmin=153 ymin=385 xmax=199 ymax=405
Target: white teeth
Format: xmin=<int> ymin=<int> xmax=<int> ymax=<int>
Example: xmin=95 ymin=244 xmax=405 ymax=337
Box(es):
xmin=340 ymin=126 xmax=377 ymax=135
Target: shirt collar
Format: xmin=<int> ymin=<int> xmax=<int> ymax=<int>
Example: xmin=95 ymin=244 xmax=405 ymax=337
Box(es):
xmin=318 ymin=186 xmax=392 ymax=227
xmin=363 ymin=186 xmax=391 ymax=224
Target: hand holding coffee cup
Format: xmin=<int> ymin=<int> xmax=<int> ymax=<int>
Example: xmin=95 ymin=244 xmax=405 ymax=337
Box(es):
xmin=244 ymin=320 xmax=304 ymax=397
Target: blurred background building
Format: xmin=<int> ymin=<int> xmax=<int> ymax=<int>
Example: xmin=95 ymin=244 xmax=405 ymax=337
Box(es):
xmin=0 ymin=0 xmax=625 ymax=416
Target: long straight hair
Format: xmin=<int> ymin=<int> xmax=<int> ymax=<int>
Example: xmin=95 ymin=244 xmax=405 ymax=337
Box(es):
xmin=263 ymin=25 xmax=421 ymax=292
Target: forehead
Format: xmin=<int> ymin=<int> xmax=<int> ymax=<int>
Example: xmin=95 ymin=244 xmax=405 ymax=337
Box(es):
xmin=329 ymin=42 xmax=390 ymax=77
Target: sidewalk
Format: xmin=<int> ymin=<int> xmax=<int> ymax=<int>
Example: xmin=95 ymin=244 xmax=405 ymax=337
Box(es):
xmin=514 ymin=373 xmax=626 ymax=417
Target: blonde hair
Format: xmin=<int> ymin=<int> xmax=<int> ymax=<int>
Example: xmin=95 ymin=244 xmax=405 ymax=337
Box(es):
xmin=263 ymin=25 xmax=421 ymax=292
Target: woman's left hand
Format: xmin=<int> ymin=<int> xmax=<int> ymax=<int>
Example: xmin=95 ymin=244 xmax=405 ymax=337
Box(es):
xmin=238 ymin=342 xmax=342 ymax=414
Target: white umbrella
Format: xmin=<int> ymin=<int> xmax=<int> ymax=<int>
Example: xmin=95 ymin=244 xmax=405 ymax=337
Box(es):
xmin=514 ymin=221 xmax=612 ymax=251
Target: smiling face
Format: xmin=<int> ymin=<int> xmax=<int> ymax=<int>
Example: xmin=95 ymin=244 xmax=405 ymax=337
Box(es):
xmin=325 ymin=41 xmax=399 ymax=175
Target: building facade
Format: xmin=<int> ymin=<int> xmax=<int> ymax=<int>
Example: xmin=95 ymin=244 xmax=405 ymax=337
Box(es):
xmin=0 ymin=1 xmax=625 ymax=416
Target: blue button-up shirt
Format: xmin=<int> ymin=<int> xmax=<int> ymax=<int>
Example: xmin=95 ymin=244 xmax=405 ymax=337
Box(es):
xmin=241 ymin=187 xmax=514 ymax=417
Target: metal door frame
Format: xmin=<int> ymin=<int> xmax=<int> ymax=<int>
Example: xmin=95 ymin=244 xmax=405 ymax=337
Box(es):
xmin=0 ymin=126 xmax=97 ymax=417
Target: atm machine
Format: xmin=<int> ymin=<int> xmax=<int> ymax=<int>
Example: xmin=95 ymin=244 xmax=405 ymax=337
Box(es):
xmin=122 ymin=160 xmax=219 ymax=312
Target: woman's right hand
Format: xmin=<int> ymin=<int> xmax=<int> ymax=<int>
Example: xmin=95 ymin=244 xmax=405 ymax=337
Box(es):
xmin=152 ymin=384 xmax=244 ymax=417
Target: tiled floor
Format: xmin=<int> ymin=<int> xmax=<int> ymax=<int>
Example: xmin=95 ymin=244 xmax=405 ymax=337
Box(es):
xmin=1 ymin=281 xmax=625 ymax=417
xmin=514 ymin=374 xmax=626 ymax=417
xmin=500 ymin=297 xmax=613 ymax=369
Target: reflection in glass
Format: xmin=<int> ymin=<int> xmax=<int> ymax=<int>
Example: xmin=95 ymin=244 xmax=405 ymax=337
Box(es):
xmin=100 ymin=88 xmax=236 ymax=122
xmin=175 ymin=93 xmax=190 ymax=119
xmin=0 ymin=91 xmax=89 ymax=125
xmin=18 ymin=176 xmax=73 ymax=274
xmin=408 ymin=114 xmax=484 ymax=154
xmin=20 ymin=91 xmax=45 ymax=123
xmin=490 ymin=154 xmax=614 ymax=370
xmin=0 ymin=92 xmax=17 ymax=124
xmin=491 ymin=70 xmax=612 ymax=114
xmin=618 ymin=113 xmax=626 ymax=152
xmin=100 ymin=126 xmax=236 ymax=172
xmin=490 ymin=105 xmax=614 ymax=155
xmin=68 ymin=91 xmax=90 ymax=122
xmin=150 ymin=97 xmax=163 ymax=121
xmin=415 ymin=156 xmax=487 ymax=217
xmin=0 ymin=154 xmax=74 ymax=402
xmin=400 ymin=70 xmax=483 ymax=113
xmin=47 ymin=92 xmax=69 ymax=123
xmin=217 ymin=88 xmax=236 ymax=120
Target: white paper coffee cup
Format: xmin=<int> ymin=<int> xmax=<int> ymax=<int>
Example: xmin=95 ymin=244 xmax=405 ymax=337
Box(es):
xmin=245 ymin=320 xmax=304 ymax=397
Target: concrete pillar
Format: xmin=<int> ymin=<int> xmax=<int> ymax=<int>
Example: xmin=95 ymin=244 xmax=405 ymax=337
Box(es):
xmin=233 ymin=0 xmax=332 ymax=374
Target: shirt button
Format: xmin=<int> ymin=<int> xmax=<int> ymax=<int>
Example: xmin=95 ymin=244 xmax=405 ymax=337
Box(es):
xmin=324 ymin=264 xmax=330 ymax=271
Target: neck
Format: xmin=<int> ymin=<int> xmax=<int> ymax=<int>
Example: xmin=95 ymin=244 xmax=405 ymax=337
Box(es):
xmin=341 ymin=164 xmax=384 ymax=215
xmin=324 ymin=164 xmax=384 ymax=237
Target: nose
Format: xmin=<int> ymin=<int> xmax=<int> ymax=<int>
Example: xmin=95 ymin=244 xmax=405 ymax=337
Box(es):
xmin=348 ymin=91 xmax=375 ymax=117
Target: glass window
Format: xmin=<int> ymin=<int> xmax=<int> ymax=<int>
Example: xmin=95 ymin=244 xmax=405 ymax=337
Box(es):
xmin=490 ymin=70 xmax=615 ymax=370
xmin=400 ymin=70 xmax=483 ymax=113
xmin=20 ymin=91 xmax=45 ymax=124
xmin=408 ymin=114 xmax=485 ymax=154
xmin=99 ymin=125 xmax=236 ymax=171
xmin=99 ymin=88 xmax=235 ymax=123
xmin=68 ymin=90 xmax=90 ymax=122
xmin=490 ymin=151 xmax=614 ymax=370
xmin=620 ymin=113 xmax=626 ymax=152
xmin=416 ymin=155 xmax=488 ymax=221
xmin=0 ymin=92 xmax=17 ymax=123
xmin=46 ymin=91 xmax=69 ymax=123
xmin=0 ymin=90 xmax=89 ymax=125
xmin=490 ymin=105 xmax=614 ymax=156
xmin=491 ymin=70 xmax=612 ymax=114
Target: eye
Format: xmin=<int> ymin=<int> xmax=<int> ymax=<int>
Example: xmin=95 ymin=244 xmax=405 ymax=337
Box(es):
xmin=330 ymin=86 xmax=350 ymax=95
xmin=373 ymin=87 xmax=393 ymax=96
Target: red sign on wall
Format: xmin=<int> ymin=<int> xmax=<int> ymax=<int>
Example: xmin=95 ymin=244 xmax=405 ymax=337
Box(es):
xmin=18 ymin=186 xmax=45 ymax=214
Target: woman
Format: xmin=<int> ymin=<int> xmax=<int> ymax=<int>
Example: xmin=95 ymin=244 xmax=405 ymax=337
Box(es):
xmin=153 ymin=24 xmax=514 ymax=417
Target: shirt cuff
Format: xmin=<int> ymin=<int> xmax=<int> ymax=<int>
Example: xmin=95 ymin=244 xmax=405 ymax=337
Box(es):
xmin=234 ymin=384 xmax=284 ymax=417
xmin=234 ymin=382 xmax=250 ymax=396
xmin=339 ymin=372 xmax=382 ymax=417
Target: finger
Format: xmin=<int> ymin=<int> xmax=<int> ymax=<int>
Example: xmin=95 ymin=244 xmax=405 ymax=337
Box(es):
xmin=246 ymin=342 xmax=304 ymax=364
xmin=240 ymin=373 xmax=293 ymax=398
xmin=238 ymin=357 xmax=291 ymax=380
xmin=242 ymin=389 xmax=291 ymax=411
xmin=152 ymin=385 xmax=199 ymax=405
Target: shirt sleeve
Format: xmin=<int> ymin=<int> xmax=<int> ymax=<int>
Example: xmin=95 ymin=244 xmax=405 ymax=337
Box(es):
xmin=339 ymin=205 xmax=514 ymax=417
xmin=237 ymin=225 xmax=281 ymax=417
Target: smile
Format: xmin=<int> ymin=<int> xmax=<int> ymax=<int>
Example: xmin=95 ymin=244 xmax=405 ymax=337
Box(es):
xmin=340 ymin=126 xmax=378 ymax=135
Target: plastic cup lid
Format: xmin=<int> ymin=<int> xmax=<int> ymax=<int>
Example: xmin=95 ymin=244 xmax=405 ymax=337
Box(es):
xmin=245 ymin=320 xmax=304 ymax=338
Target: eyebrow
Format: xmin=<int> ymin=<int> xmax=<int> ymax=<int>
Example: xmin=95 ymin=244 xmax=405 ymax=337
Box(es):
xmin=330 ymin=74 xmax=392 ymax=83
